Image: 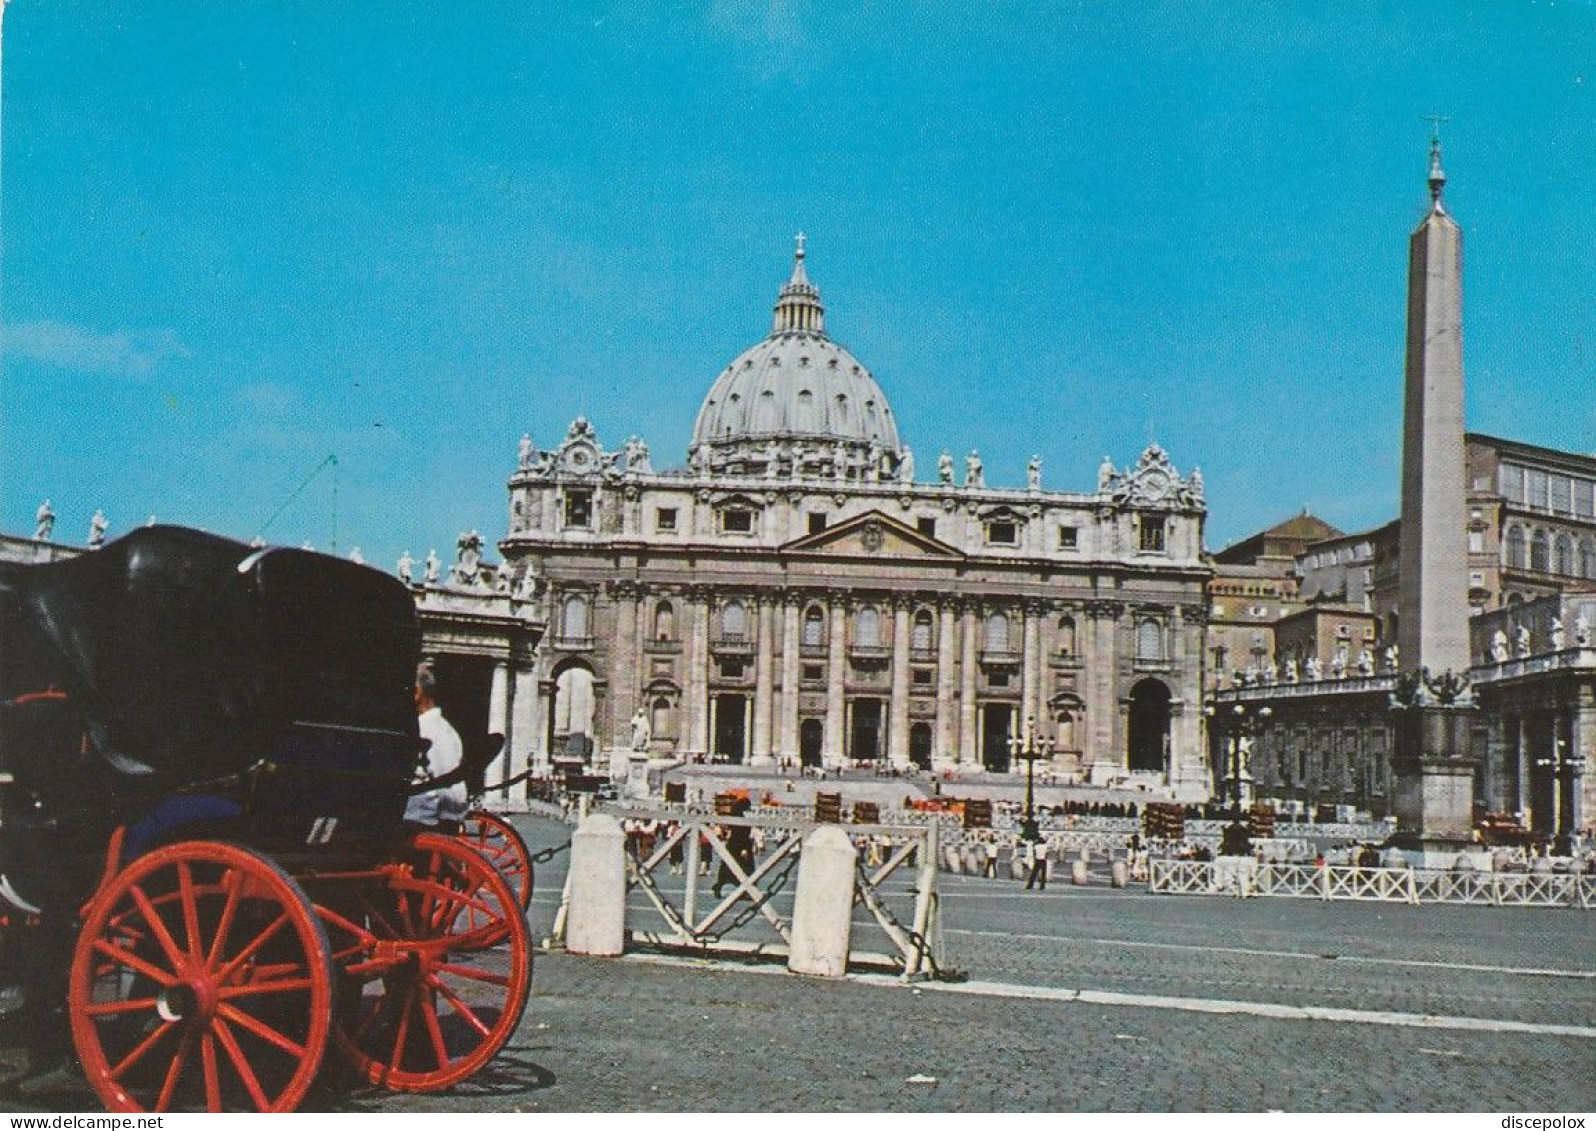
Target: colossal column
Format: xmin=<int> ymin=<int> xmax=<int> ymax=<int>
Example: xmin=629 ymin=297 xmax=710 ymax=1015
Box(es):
xmin=779 ymin=596 xmax=801 ymax=760
xmin=824 ymin=596 xmax=848 ymax=766
xmin=934 ymin=601 xmax=957 ymax=768
xmin=686 ymin=589 xmax=711 ymax=757
xmin=752 ymin=595 xmax=776 ymax=766
xmin=957 ymin=602 xmax=978 ymax=765
xmin=888 ymin=599 xmax=912 ymax=767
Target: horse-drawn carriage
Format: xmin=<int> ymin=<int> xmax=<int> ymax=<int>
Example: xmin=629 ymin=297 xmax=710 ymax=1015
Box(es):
xmin=0 ymin=526 xmax=532 ymax=1111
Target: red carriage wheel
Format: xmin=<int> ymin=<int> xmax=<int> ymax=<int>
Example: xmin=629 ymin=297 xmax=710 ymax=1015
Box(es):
xmin=330 ymin=832 xmax=530 ymax=1092
xmin=457 ymin=810 xmax=535 ymax=911
xmin=69 ymin=841 xmax=333 ymax=1113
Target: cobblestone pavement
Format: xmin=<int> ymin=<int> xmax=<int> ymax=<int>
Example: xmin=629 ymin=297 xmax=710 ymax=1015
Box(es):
xmin=4 ymin=814 xmax=1592 ymax=1113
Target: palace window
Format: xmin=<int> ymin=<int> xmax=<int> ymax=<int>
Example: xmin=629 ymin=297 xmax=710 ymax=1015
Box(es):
xmin=1581 ymin=538 xmax=1596 ymax=580
xmin=1531 ymin=529 xmax=1550 ymax=572
xmin=985 ymin=612 xmax=1011 ymax=652
xmin=986 ymin=520 xmax=1018 ymax=546
xmin=720 ymin=601 xmax=747 ymax=641
xmin=564 ymin=490 xmax=593 ymax=529
xmin=856 ymin=607 xmax=882 ymax=648
xmin=1555 ymin=534 xmax=1574 ymax=576
xmin=912 ymin=609 xmax=934 ymax=651
xmin=808 ymin=513 xmax=828 ymax=535
xmin=1468 ymin=529 xmax=1485 ymax=554
xmin=803 ymin=606 xmax=825 ymax=648
xmin=721 ymin=508 xmax=754 ymax=534
xmin=1058 ymin=526 xmax=1079 ymax=550
xmin=1136 ymin=618 xmax=1164 ymax=660
xmin=1139 ymin=515 xmax=1167 ymax=553
xmin=655 ymin=507 xmax=677 ymax=532
xmin=1505 ymin=525 xmax=1526 ymax=569
xmin=562 ymin=595 xmax=590 ymax=639
xmin=917 ymin=516 xmax=937 ymax=539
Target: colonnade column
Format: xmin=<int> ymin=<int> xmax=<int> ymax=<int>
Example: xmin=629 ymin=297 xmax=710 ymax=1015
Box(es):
xmin=1576 ymin=693 xmax=1596 ymax=844
xmin=779 ymin=596 xmax=801 ymax=761
xmin=824 ymin=595 xmax=848 ymax=766
xmin=752 ymin=596 xmax=775 ymax=766
xmin=487 ymin=660 xmax=510 ymax=790
xmin=888 ymin=598 xmax=911 ymax=767
xmin=610 ymin=586 xmax=639 ymax=752
xmin=934 ymin=601 xmax=956 ymax=769
xmin=957 ymin=601 xmax=978 ymax=765
xmin=1516 ymin=714 xmax=1531 ymax=825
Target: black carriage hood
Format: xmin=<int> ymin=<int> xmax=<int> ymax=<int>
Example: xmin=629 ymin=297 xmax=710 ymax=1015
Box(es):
xmin=13 ymin=525 xmax=421 ymax=785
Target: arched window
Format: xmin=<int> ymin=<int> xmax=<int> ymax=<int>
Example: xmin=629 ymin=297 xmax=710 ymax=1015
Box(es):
xmin=654 ymin=601 xmax=675 ymax=641
xmin=1505 ymin=526 xmax=1526 ymax=569
xmin=1057 ymin=615 xmax=1077 ymax=657
xmin=1531 ymin=529 xmax=1550 ymax=572
xmin=856 ymin=606 xmax=881 ymax=648
xmin=1554 ymin=534 xmax=1574 ymax=576
xmin=1136 ymin=618 xmax=1164 ymax=660
xmin=912 ymin=609 xmax=934 ymax=651
xmin=985 ymin=612 xmax=1010 ymax=652
xmin=1580 ymin=538 xmax=1596 ymax=580
xmin=803 ymin=605 xmax=825 ymax=648
xmin=563 ymin=594 xmax=589 ymax=639
xmin=721 ymin=600 xmax=747 ymax=641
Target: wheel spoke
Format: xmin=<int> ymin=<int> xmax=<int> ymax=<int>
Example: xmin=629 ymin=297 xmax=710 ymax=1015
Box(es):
xmin=428 ymin=974 xmax=491 ymax=1038
xmin=81 ymin=996 xmax=160 ymax=1017
xmin=154 ymin=1027 xmax=196 ymax=1113
xmin=205 ymin=869 xmax=244 ymax=969
xmin=214 ymin=911 xmax=290 ymax=982
xmin=218 ymin=1003 xmax=307 ymax=1058
xmin=420 ymin=986 xmax=450 ymax=1070
xmin=129 ymin=882 xmax=188 ymax=972
xmin=213 ymin=1015 xmax=271 ymax=1111
xmin=201 ymin=1032 xmax=221 ymax=1113
xmin=109 ymin=1019 xmax=177 ymax=1080
xmin=435 ymin=962 xmax=512 ymax=987
xmin=93 ymin=938 xmax=179 ymax=987
xmin=177 ymin=862 xmax=203 ymax=962
xmin=220 ymin=975 xmax=317 ymax=1000
xmin=348 ymin=993 xmax=385 ymax=1044
xmin=388 ymin=982 xmax=418 ymax=1073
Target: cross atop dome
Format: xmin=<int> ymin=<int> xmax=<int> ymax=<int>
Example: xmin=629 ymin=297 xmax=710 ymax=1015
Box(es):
xmin=773 ymin=232 xmax=824 ymax=334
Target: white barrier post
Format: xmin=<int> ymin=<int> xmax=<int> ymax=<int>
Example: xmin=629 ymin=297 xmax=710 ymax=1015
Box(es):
xmin=566 ymin=812 xmax=627 ymax=956
xmin=788 ymin=825 xmax=857 ymax=977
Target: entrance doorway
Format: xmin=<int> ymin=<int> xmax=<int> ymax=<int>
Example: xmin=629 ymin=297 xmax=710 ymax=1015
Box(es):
xmin=1127 ymin=678 xmax=1172 ymax=773
xmin=713 ymin=693 xmax=747 ymax=763
xmin=800 ymin=718 xmax=824 ymax=767
xmin=850 ymin=699 xmax=884 ymax=761
xmin=909 ymin=722 xmax=933 ymax=770
xmin=981 ymin=704 xmax=1014 ymax=771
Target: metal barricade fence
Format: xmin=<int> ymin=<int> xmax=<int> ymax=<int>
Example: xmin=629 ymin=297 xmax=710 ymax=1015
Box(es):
xmin=1149 ymin=858 xmax=1596 ymax=908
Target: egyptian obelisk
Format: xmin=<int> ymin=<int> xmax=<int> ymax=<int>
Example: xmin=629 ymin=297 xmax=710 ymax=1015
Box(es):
xmin=1392 ymin=131 xmax=1479 ymax=856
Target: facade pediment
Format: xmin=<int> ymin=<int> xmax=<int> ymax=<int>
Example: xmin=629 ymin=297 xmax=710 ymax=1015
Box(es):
xmin=781 ymin=510 xmax=964 ymax=560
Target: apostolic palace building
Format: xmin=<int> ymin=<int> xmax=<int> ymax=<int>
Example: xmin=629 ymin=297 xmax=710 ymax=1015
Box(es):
xmin=417 ymin=240 xmax=1212 ymax=798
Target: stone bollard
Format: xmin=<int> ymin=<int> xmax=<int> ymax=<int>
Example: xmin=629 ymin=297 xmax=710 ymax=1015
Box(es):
xmin=944 ymin=846 xmax=962 ymax=874
xmin=789 ymin=825 xmax=857 ymax=977
xmin=1110 ymin=859 xmax=1128 ymax=888
xmin=565 ymin=812 xmax=627 ymax=956
xmin=1071 ymin=858 xmax=1089 ymax=886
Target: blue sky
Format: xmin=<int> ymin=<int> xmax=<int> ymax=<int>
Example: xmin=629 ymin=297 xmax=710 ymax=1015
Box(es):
xmin=3 ymin=1 xmax=1592 ymax=569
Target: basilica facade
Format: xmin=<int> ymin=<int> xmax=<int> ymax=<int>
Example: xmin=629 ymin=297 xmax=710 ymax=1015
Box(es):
xmin=497 ymin=242 xmax=1211 ymax=796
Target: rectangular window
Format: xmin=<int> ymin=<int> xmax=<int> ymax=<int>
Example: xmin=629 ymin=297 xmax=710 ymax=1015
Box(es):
xmin=717 ymin=659 xmax=747 ymax=679
xmin=1551 ymin=475 xmax=1572 ymax=514
xmin=987 ymin=671 xmax=1010 ymax=688
xmin=1139 ymin=515 xmax=1167 ymax=553
xmin=1528 ymin=469 xmax=1549 ymax=510
xmin=655 ymin=507 xmax=677 ymax=532
xmin=1576 ymin=479 xmax=1596 ymax=519
xmin=1057 ymin=526 xmax=1078 ymax=550
xmin=986 ymin=521 xmax=1018 ymax=546
xmin=912 ymin=667 xmax=933 ymax=686
xmin=802 ymin=664 xmax=825 ymax=682
xmin=808 ymin=512 xmax=828 ymax=535
xmin=564 ymin=490 xmax=593 ymax=529
xmin=721 ymin=509 xmax=754 ymax=534
xmin=1499 ymin=464 xmax=1525 ymax=504
xmin=1467 ymin=529 xmax=1484 ymax=553
xmin=916 ymin=516 xmax=937 ymax=539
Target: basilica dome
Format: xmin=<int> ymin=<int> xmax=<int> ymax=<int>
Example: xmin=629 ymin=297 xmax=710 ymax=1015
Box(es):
xmin=690 ymin=239 xmax=903 ymax=479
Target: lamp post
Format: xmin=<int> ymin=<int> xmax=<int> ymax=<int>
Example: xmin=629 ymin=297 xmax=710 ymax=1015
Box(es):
xmin=1007 ymin=714 xmax=1056 ymax=844
xmin=1204 ymin=701 xmax=1272 ymax=855
xmin=1534 ymin=735 xmax=1587 ymax=857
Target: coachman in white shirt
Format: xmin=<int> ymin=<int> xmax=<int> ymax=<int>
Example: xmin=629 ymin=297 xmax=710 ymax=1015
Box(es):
xmin=405 ymin=661 xmax=469 ymax=831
